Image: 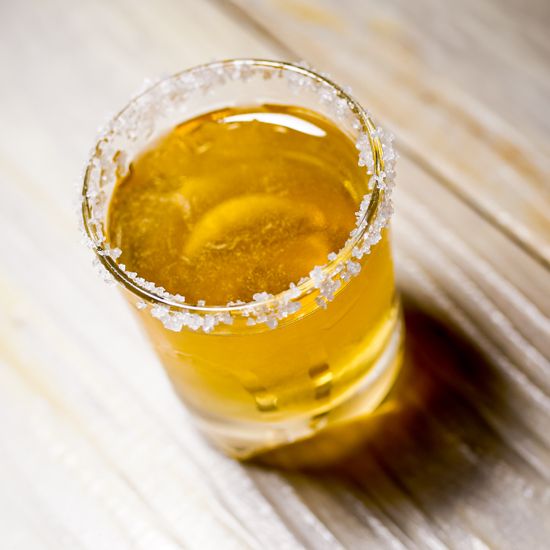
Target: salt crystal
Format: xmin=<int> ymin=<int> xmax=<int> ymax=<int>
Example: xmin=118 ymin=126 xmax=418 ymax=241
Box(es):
xmin=202 ymin=315 xmax=216 ymax=333
xmin=315 ymin=297 xmax=328 ymax=309
xmin=310 ymin=266 xmax=325 ymax=287
xmin=186 ymin=315 xmax=203 ymax=331
xmin=347 ymin=260 xmax=361 ymax=276
xmin=283 ymin=283 xmax=301 ymax=300
xmin=371 ymin=126 xmax=384 ymax=139
xmin=151 ymin=305 xmax=169 ymax=320
xmin=266 ymin=317 xmax=278 ymax=329
xmin=164 ymin=315 xmax=184 ymax=332
xmin=287 ymin=302 xmax=301 ymax=314
xmin=252 ymin=292 xmax=273 ymax=302
xmin=219 ymin=312 xmax=233 ymax=325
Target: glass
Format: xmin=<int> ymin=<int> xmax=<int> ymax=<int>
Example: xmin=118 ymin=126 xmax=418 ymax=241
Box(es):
xmin=81 ymin=59 xmax=403 ymax=458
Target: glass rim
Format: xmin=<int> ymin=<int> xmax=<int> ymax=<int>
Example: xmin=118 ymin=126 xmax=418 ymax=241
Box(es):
xmin=81 ymin=58 xmax=389 ymax=316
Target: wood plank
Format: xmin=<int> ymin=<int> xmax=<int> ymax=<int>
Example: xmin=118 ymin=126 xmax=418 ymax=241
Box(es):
xmin=0 ymin=0 xmax=549 ymax=548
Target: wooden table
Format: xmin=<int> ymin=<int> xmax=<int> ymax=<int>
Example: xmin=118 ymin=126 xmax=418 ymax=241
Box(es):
xmin=1 ymin=1 xmax=549 ymax=548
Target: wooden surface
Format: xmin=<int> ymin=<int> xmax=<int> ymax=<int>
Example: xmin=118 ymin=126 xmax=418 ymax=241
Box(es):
xmin=1 ymin=0 xmax=549 ymax=548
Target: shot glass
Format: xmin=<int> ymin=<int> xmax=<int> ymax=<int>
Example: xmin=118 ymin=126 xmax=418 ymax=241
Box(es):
xmin=82 ymin=59 xmax=403 ymax=458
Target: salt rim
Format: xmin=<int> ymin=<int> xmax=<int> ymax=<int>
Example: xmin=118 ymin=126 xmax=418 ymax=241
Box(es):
xmin=81 ymin=59 xmax=397 ymax=333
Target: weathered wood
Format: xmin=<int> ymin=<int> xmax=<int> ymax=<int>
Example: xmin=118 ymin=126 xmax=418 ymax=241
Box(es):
xmin=0 ymin=0 xmax=548 ymax=548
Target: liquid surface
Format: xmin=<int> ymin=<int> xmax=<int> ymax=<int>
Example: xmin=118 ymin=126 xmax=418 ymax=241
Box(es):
xmin=107 ymin=105 xmax=367 ymax=304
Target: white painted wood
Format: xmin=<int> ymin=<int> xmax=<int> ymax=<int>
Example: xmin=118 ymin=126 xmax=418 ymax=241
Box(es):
xmin=0 ymin=0 xmax=549 ymax=548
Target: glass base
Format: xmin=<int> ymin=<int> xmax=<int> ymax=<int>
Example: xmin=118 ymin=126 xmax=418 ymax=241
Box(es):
xmin=193 ymin=311 xmax=405 ymax=459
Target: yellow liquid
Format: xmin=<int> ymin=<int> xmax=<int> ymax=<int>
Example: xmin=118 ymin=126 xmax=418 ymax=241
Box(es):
xmin=107 ymin=104 xmax=401 ymax=456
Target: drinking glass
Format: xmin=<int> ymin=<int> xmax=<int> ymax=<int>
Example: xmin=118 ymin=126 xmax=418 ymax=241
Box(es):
xmin=82 ymin=59 xmax=403 ymax=458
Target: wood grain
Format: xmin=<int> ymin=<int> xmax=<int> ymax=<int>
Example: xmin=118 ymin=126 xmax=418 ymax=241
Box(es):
xmin=0 ymin=0 xmax=548 ymax=548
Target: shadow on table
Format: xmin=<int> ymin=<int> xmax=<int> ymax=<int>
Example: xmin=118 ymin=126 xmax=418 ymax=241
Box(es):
xmin=251 ymin=294 xmax=513 ymax=510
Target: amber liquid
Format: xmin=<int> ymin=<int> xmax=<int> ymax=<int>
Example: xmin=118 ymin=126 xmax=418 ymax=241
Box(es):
xmin=107 ymin=104 xmax=401 ymax=456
